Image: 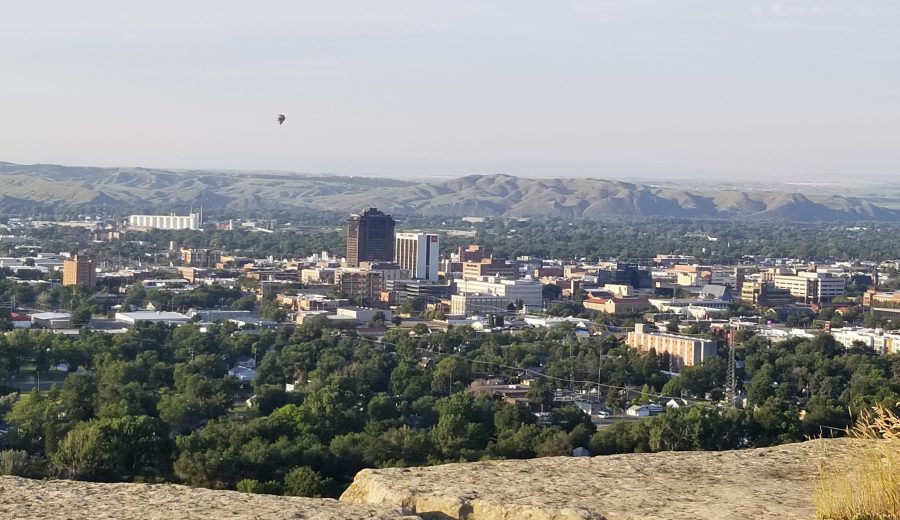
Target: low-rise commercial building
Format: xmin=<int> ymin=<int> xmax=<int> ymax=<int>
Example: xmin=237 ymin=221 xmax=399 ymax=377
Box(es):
xmin=177 ymin=267 xmax=207 ymax=284
xmin=765 ymin=270 xmax=846 ymax=304
xmin=181 ymin=248 xmax=222 ymax=267
xmin=387 ymin=279 xmax=452 ymax=305
xmin=301 ymin=268 xmax=336 ymax=285
xmin=626 ymin=323 xmax=718 ymax=371
xmin=115 ymin=311 xmax=191 ymax=326
xmin=334 ymin=307 xmax=393 ymax=324
xmin=863 ymin=289 xmax=900 ymax=307
xmin=31 ymin=312 xmax=73 ymax=329
xmin=740 ymin=281 xmax=793 ymax=307
xmin=597 ymin=263 xmax=652 ymax=289
xmin=462 ymin=258 xmax=518 ymax=280
xmin=337 ymin=269 xmax=386 ymax=301
xmin=649 ymin=298 xmax=731 ymax=313
xmin=450 ymin=294 xmax=510 ymax=316
xmin=830 ymin=327 xmax=900 ymax=355
xmin=189 ymin=309 xmax=253 ymax=322
xmin=296 ymin=295 xmax=349 ymax=312
xmin=128 ymin=213 xmax=201 ymax=230
xmin=10 ymin=312 xmax=32 ymax=329
xmin=584 ymin=297 xmax=652 ymax=315
xmin=454 ymin=276 xmax=543 ymax=310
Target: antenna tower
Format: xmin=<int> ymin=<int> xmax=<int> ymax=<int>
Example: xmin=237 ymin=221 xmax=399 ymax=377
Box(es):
xmin=725 ymin=332 xmax=737 ymax=407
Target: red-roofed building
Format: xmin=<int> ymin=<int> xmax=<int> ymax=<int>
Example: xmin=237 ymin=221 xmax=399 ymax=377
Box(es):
xmin=10 ymin=312 xmax=32 ymax=329
xmin=584 ymin=297 xmax=651 ymax=315
xmin=583 ymin=297 xmax=609 ymax=313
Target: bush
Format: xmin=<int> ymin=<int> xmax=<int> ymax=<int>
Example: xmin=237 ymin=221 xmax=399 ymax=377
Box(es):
xmin=51 ymin=415 xmax=172 ymax=481
xmin=236 ymin=478 xmax=285 ymax=495
xmin=0 ymin=450 xmax=34 ymax=477
xmin=814 ymin=405 xmax=900 ymax=520
xmin=283 ymin=466 xmax=334 ymax=498
xmin=0 ymin=392 xmax=19 ymax=416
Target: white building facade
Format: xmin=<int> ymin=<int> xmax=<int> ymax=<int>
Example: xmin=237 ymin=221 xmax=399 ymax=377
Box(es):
xmin=454 ymin=276 xmax=543 ymax=310
xmin=394 ymin=232 xmax=440 ymax=281
xmin=830 ymin=327 xmax=900 ymax=355
xmin=128 ymin=213 xmax=201 ymax=230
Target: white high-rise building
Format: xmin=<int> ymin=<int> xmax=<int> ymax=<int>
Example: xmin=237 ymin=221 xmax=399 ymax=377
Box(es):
xmin=394 ymin=232 xmax=440 ymax=281
xmin=128 ymin=212 xmax=201 ymax=230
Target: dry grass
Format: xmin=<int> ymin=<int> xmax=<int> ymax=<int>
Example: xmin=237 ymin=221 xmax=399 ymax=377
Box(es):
xmin=814 ymin=405 xmax=900 ymax=520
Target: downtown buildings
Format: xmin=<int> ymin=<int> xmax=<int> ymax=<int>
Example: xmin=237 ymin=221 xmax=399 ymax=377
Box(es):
xmin=346 ymin=208 xmax=396 ymax=267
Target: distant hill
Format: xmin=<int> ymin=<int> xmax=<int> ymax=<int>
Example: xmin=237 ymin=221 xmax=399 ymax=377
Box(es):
xmin=0 ymin=161 xmax=897 ymax=221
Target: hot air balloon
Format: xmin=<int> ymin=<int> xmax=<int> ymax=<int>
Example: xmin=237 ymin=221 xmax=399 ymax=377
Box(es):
xmin=277 ymin=114 xmax=286 ymax=125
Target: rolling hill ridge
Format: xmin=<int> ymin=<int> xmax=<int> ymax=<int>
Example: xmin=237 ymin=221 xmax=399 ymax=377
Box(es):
xmin=0 ymin=161 xmax=896 ymax=221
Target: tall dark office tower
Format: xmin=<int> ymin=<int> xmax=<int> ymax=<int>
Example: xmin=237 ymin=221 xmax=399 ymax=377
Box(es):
xmin=346 ymin=208 xmax=396 ymax=267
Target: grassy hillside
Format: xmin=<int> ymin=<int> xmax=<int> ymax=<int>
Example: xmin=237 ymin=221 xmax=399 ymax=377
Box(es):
xmin=0 ymin=161 xmax=897 ymax=221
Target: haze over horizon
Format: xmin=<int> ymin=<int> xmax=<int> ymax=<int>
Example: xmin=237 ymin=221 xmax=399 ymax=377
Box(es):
xmin=2 ymin=1 xmax=899 ymax=181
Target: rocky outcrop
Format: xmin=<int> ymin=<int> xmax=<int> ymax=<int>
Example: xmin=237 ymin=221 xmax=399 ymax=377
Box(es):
xmin=0 ymin=439 xmax=856 ymax=520
xmin=0 ymin=475 xmax=414 ymax=520
xmin=340 ymin=438 xmax=855 ymax=520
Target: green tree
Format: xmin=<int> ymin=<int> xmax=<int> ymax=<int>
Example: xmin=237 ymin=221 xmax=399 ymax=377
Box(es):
xmin=260 ymin=302 xmax=287 ymax=323
xmin=158 ymin=370 xmax=236 ymax=433
xmin=0 ymin=450 xmax=37 ymax=477
xmin=535 ymin=428 xmax=572 ymax=456
xmin=526 ymin=378 xmax=554 ymax=410
xmin=59 ymin=373 xmax=98 ymax=423
xmin=283 ymin=466 xmax=334 ymax=497
xmin=431 ymin=356 xmax=471 ymax=395
xmin=51 ymin=415 xmax=172 ymax=481
xmin=5 ymin=389 xmax=64 ymax=454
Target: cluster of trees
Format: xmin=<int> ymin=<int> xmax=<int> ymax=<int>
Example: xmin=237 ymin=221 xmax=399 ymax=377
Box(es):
xmin=121 ymin=284 xmax=245 ymax=314
xmin=0 ymin=322 xmax=258 ymax=479
xmin=2 ymin=310 xmax=899 ymax=496
xmin=10 ymin=218 xmax=900 ymax=274
xmin=0 ymin=319 xmax=595 ymax=495
xmin=0 ymin=281 xmax=98 ymax=326
xmin=591 ymin=332 xmax=900 ymax=453
xmin=467 ymin=219 xmax=900 ymax=262
xmin=153 ymin=228 xmax=346 ymax=260
xmin=12 ymin=226 xmax=346 ymax=266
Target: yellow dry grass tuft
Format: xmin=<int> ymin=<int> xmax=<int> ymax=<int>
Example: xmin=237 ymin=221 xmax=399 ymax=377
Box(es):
xmin=814 ymin=405 xmax=900 ymax=520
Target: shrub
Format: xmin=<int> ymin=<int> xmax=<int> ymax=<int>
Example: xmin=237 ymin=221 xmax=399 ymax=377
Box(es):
xmin=236 ymin=478 xmax=284 ymax=495
xmin=283 ymin=466 xmax=334 ymax=498
xmin=814 ymin=405 xmax=900 ymax=520
xmin=0 ymin=450 xmax=32 ymax=477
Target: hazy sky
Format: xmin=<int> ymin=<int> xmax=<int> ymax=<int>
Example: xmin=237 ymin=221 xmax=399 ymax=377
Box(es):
xmin=1 ymin=1 xmax=898 ymax=179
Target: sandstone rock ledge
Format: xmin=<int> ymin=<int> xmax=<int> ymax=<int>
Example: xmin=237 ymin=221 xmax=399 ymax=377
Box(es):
xmin=0 ymin=476 xmax=413 ymax=520
xmin=340 ymin=438 xmax=855 ymax=520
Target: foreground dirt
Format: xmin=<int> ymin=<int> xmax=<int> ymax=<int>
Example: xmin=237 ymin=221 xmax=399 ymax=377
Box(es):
xmin=0 ymin=439 xmax=855 ymax=520
xmin=0 ymin=476 xmax=413 ymax=520
xmin=341 ymin=438 xmax=855 ymax=520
